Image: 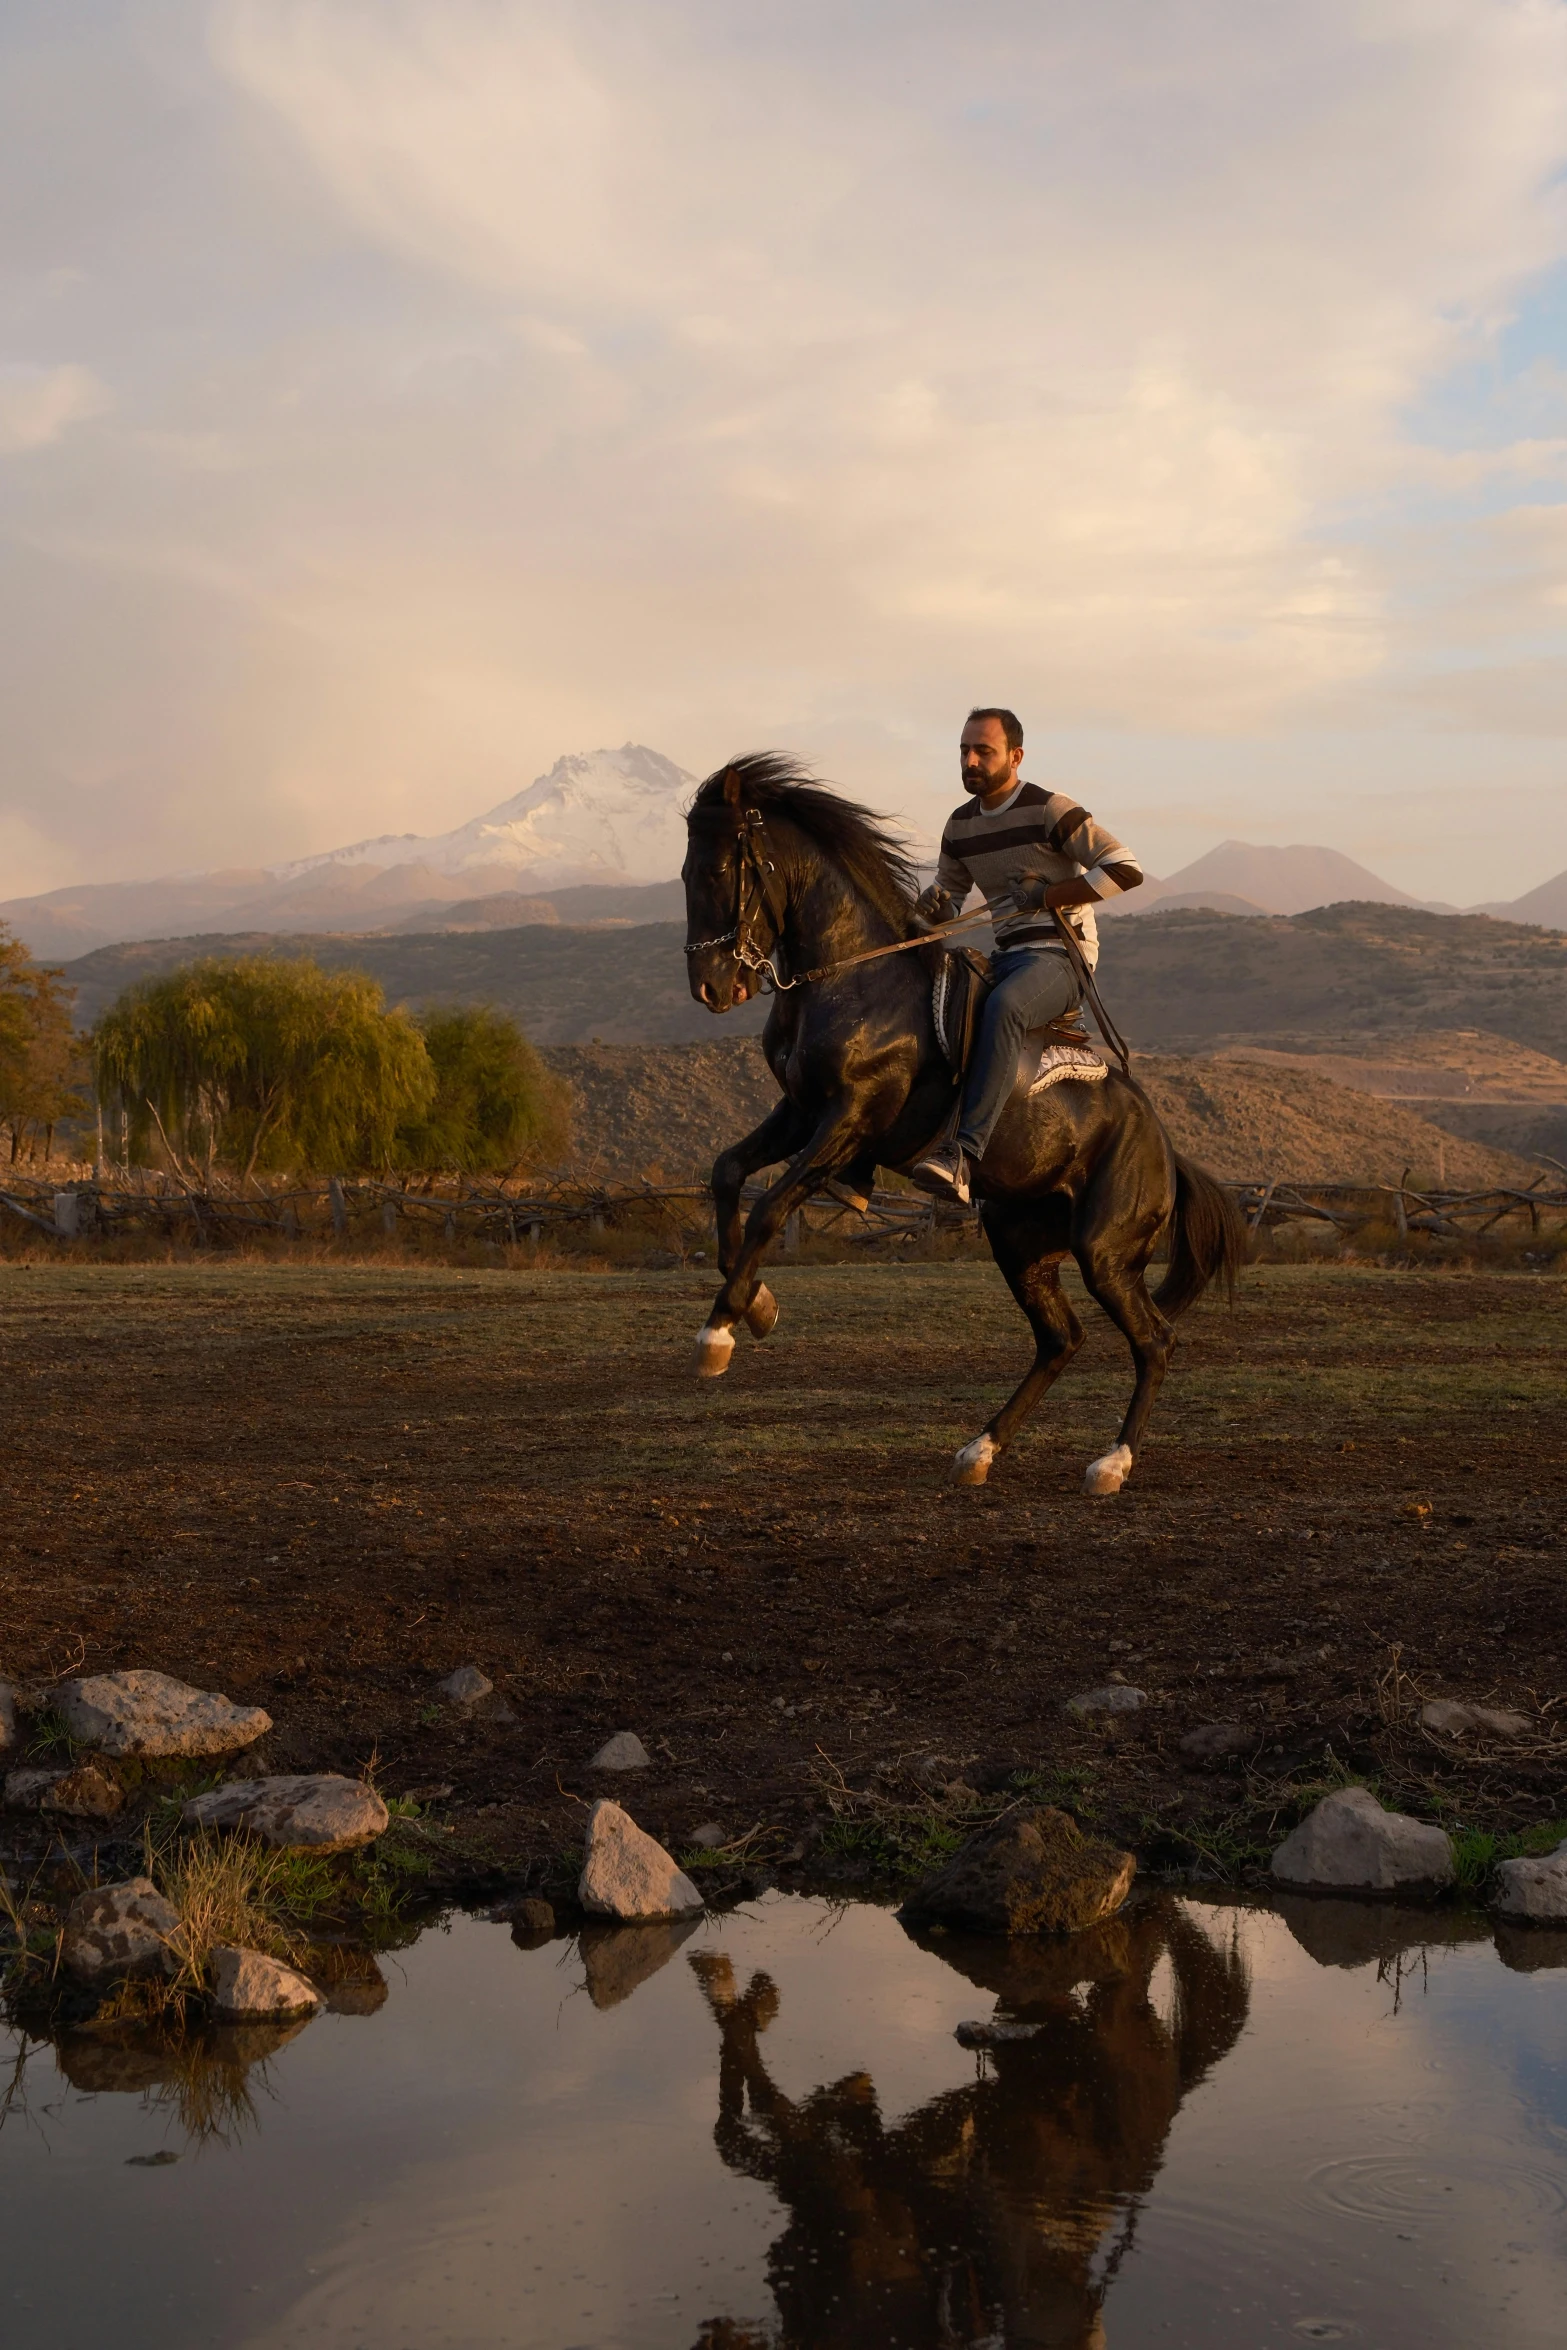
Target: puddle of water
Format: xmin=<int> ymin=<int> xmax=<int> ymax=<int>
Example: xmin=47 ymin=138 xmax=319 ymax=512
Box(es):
xmin=2 ymin=1889 xmax=1564 ymax=2348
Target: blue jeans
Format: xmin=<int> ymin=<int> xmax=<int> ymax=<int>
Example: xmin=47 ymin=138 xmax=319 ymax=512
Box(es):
xmin=956 ymin=947 xmax=1082 ymax=1160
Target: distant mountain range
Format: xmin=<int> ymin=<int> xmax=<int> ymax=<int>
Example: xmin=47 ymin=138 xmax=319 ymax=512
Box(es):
xmin=4 ymin=744 xmax=1566 ymax=959
xmin=1105 ymin=839 xmax=1448 ymax=920
xmin=0 ymin=745 xmax=695 ymax=959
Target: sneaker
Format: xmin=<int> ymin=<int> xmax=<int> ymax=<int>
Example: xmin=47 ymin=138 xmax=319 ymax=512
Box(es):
xmin=909 ymin=1139 xmax=970 ymax=1205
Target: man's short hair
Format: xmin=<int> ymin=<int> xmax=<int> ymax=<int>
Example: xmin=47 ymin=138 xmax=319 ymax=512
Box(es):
xmin=966 ymin=706 xmax=1023 ymax=752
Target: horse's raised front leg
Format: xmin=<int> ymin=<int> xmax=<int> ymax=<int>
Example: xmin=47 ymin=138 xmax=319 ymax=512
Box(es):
xmin=695 ymin=1098 xmax=868 ymax=1377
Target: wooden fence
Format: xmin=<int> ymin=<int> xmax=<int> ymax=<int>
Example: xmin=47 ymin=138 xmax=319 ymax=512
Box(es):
xmin=1 ymin=1169 xmax=1563 ymax=1251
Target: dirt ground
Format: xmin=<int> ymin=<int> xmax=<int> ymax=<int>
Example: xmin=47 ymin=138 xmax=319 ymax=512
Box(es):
xmin=2 ymin=1258 xmax=1563 ymax=1900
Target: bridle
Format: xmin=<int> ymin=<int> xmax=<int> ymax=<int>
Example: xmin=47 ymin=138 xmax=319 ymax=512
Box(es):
xmin=683 ymin=805 xmax=796 ymax=992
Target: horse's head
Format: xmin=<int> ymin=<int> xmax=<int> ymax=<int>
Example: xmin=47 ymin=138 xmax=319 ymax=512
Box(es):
xmin=682 ymin=762 xmax=779 ymax=1013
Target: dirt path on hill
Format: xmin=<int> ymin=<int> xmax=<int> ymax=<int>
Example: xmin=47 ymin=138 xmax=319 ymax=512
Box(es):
xmin=1 ymin=1261 xmax=1562 ymax=1903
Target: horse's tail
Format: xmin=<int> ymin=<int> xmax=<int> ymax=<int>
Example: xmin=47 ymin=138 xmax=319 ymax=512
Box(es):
xmin=1153 ymin=1152 xmax=1246 ymax=1318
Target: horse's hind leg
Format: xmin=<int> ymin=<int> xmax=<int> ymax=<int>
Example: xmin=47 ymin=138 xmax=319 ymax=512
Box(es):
xmin=952 ymin=1201 xmax=1082 ymax=1486
xmin=1072 ymin=1229 xmax=1175 ymax=1497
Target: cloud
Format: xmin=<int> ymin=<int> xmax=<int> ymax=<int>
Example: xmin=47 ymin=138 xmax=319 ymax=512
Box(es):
xmin=2 ymin=3 xmax=1567 ymax=894
xmin=0 ymin=363 xmax=109 ymax=455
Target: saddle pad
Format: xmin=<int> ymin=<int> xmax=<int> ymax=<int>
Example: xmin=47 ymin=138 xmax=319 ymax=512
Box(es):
xmin=1028 ymin=1042 xmax=1108 ymax=1094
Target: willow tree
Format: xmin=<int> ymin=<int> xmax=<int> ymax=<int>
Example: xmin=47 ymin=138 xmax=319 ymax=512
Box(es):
xmin=398 ymin=1005 xmax=570 ymax=1172
xmin=93 ymin=957 xmax=435 ymax=1178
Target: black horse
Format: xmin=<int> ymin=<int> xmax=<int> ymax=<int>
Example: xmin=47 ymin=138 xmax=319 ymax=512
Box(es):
xmin=682 ymin=754 xmax=1243 ymax=1494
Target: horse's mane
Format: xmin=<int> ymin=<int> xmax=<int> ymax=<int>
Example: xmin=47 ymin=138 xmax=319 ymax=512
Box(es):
xmin=689 ymin=752 xmax=918 ymax=936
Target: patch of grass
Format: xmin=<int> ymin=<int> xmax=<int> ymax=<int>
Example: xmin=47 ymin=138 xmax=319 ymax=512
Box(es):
xmin=1452 ymin=1819 xmax=1567 ymax=1895
xmin=1009 ymin=1765 xmax=1097 ymax=1816
xmin=150 ymin=1827 xmax=312 ymax=1991
xmin=24 ymin=1708 xmax=81 ymax=1762
xmin=817 ymin=1813 xmax=965 ymax=1881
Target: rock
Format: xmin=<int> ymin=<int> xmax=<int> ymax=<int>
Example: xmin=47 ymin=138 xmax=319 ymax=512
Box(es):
xmin=0 ymin=1680 xmax=15 ymax=1752
xmin=1066 ymin=1685 xmax=1147 ymax=1716
xmin=210 ymin=1946 xmax=322 ymax=2021
xmin=61 ymin=1878 xmax=182 ymax=1982
xmin=579 ymin=1916 xmax=702 ymax=2007
xmin=53 ymin=1670 xmax=271 ymax=1759
xmin=1493 ymin=1837 xmax=1567 ymax=1923
xmin=688 ymin=1822 xmax=726 ymax=1849
xmin=126 ymin=2150 xmax=180 ymax=2167
xmin=579 ymin=1799 xmax=704 ymax=1920
xmin=899 ymin=1805 xmax=1136 ymax=1936
xmin=4 ymin=1764 xmax=67 ymax=1811
xmin=1420 ymin=1699 xmax=1531 ymax=1740
xmin=954 ymin=2017 xmax=1044 ymax=2047
xmin=1270 ymin=1786 xmax=1455 ymax=1894
xmin=438 ymin=1666 xmax=492 ymax=1705
xmin=588 ymin=1731 xmax=652 ymax=1771
xmin=41 ymin=1763 xmax=124 ymax=1820
xmin=1179 ymin=1722 xmax=1254 ymax=1761
xmin=182 ymin=1774 xmax=389 ymax=1853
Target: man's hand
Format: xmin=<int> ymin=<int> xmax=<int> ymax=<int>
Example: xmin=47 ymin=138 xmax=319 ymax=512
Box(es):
xmin=914 ymin=884 xmax=954 ymax=925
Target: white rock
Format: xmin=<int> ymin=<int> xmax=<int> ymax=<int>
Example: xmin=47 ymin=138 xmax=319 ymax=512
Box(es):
xmin=588 ymin=1731 xmax=652 ymax=1771
xmin=438 ymin=1666 xmax=493 ymax=1705
xmin=62 ymin=1878 xmax=183 ymax=1981
xmin=688 ymin=1822 xmax=726 ymax=1849
xmin=1493 ymin=1838 xmax=1567 ymax=1923
xmin=1420 ymin=1699 xmax=1531 ymax=1740
xmin=182 ymin=1774 xmax=389 ymax=1853
xmin=1066 ymin=1685 xmax=1147 ymax=1716
xmin=1271 ymin=1786 xmax=1455 ymax=1893
xmin=0 ymin=1680 xmax=16 ymax=1752
xmin=579 ymin=1800 xmax=704 ymax=1920
xmin=210 ymin=1946 xmax=322 ymax=2020
xmin=53 ymin=1670 xmax=271 ymax=1759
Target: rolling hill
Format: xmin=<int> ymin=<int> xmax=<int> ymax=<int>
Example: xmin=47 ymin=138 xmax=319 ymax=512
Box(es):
xmin=56 ymin=902 xmax=1567 ymax=1060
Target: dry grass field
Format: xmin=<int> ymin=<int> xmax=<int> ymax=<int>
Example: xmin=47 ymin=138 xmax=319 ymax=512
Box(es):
xmin=2 ymin=1257 xmax=1563 ymax=1893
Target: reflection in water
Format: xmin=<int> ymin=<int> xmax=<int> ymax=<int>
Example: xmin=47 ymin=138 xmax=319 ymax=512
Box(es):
xmin=51 ymin=2016 xmax=309 ymax=2144
xmin=580 ymin=1915 xmax=703 ymax=2009
xmin=688 ymin=1895 xmax=1250 ymax=2350
xmin=5 ymin=1950 xmax=388 ymax=2151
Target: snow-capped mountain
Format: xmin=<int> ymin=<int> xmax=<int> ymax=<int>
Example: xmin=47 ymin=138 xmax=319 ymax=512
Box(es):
xmin=0 ymin=745 xmax=698 ymax=957
xmin=269 ymin=744 xmax=695 ymax=889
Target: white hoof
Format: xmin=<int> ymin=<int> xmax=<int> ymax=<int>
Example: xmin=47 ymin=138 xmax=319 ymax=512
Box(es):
xmin=952 ymin=1433 xmax=998 ymax=1488
xmin=694 ymin=1323 xmax=735 ymax=1379
xmin=1083 ymin=1443 xmax=1133 ymax=1497
xmin=743 ymin=1282 xmax=779 ymax=1340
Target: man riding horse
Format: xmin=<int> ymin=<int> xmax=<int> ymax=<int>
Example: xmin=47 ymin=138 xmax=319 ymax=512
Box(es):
xmin=909 ymin=707 xmax=1143 ymax=1206
xmin=681 ymin=738 xmax=1237 ymax=1496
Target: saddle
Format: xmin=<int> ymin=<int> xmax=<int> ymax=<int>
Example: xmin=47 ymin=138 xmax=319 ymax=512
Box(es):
xmin=927 ymin=943 xmax=1107 ymax=1095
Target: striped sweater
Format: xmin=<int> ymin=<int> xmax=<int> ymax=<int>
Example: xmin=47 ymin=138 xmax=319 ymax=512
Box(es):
xmin=931 ymin=781 xmax=1142 ymax=969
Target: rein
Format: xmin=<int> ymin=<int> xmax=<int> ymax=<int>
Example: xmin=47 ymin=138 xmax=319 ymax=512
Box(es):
xmin=684 ymin=804 xmax=1134 ymax=1075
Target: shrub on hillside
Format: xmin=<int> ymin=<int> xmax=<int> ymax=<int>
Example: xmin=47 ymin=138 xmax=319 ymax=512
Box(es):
xmin=398 ymin=1005 xmax=570 ymax=1173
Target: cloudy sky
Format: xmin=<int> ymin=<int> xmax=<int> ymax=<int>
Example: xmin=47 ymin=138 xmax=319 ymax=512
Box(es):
xmin=4 ymin=0 xmax=1567 ymax=899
